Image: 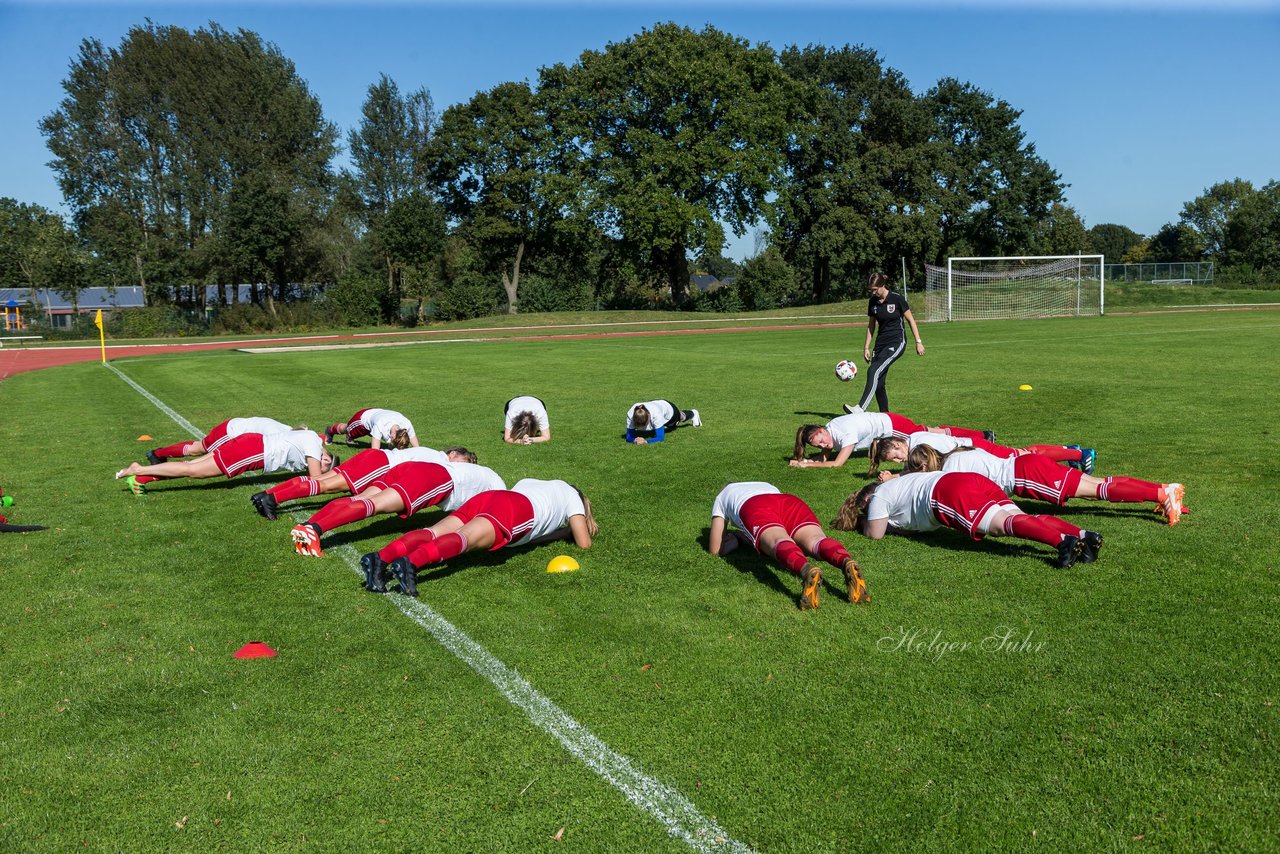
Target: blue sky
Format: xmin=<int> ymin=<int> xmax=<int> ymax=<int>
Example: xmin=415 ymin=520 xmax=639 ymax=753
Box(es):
xmin=2 ymin=1 xmax=1277 ymax=260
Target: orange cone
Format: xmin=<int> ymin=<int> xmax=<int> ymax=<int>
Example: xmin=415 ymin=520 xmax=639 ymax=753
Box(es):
xmin=233 ymin=641 xmax=277 ymax=659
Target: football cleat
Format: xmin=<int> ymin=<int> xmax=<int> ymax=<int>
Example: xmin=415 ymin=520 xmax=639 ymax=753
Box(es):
xmin=389 ymin=556 xmax=418 ymax=597
xmin=290 ymin=522 xmax=324 ymax=556
xmin=146 ymin=449 xmax=163 ymax=466
xmin=798 ymin=563 xmax=822 ymax=610
xmin=842 ymin=558 xmax=870 ymax=604
xmin=1065 ymin=444 xmax=1083 ymax=471
xmin=126 ymin=475 xmax=146 ymax=496
xmin=360 ymin=552 xmax=388 ymax=593
xmin=1080 ymin=448 xmax=1097 ymax=475
xmin=323 ymin=426 xmax=336 ymax=444
xmin=250 ymin=491 xmax=278 ymax=521
xmin=1160 ymin=483 xmax=1185 ymax=526
xmin=842 ymin=403 xmax=863 ymax=415
xmin=689 ymin=409 xmax=702 ymax=427
xmin=1078 ymin=530 xmax=1104 ymax=564
xmin=1054 ymin=535 xmax=1083 ymax=569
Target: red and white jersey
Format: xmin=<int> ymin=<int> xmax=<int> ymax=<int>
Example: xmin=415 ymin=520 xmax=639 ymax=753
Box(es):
xmin=710 ymin=482 xmax=781 ymax=531
xmin=227 ymin=417 xmax=292 ymax=438
xmin=359 ymin=408 xmax=417 ymax=443
xmin=867 ymin=471 xmax=947 ymax=532
xmin=439 ymin=463 xmax=506 ymax=512
xmin=505 ymin=396 xmax=550 ymax=432
xmin=938 ymin=448 xmax=1015 ymax=493
xmin=384 ymin=446 xmax=449 ymax=466
xmin=826 ymin=412 xmax=894 ymax=452
xmin=262 ymin=430 xmax=325 ymax=474
xmin=509 ymin=478 xmax=586 ymax=546
xmin=627 ymin=400 xmax=674 ymax=430
xmin=908 ymin=432 xmax=973 ymax=454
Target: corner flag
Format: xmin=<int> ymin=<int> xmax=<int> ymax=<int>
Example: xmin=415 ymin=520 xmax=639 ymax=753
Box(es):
xmin=94 ymin=309 xmax=106 ymax=363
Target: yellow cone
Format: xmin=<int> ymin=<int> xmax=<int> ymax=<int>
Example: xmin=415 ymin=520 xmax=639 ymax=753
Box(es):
xmin=1018 ymin=385 xmax=1033 ymax=391
xmin=547 ymin=555 xmax=580 ymax=574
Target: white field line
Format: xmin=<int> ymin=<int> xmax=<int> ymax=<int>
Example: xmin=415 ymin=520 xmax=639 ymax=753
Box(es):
xmin=104 ymin=362 xmax=751 ymax=854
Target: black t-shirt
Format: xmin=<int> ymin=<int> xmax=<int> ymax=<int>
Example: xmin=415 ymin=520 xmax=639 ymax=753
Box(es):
xmin=867 ymin=291 xmax=909 ymax=347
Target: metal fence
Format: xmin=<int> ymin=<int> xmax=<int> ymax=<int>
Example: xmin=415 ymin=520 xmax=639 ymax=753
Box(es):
xmin=1104 ymin=262 xmax=1214 ymax=284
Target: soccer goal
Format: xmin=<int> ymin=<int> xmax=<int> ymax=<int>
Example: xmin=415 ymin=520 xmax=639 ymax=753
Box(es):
xmin=920 ymin=255 xmax=1105 ymax=322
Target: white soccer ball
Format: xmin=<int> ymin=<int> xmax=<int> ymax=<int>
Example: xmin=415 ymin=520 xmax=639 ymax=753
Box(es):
xmin=835 ymin=359 xmax=858 ymax=382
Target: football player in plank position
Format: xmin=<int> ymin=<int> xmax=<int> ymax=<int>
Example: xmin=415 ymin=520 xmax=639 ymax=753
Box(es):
xmin=625 ymin=399 xmax=701 ymax=443
xmin=322 ymin=407 xmax=419 ymax=450
xmin=361 ymin=478 xmax=597 ymax=596
xmin=146 ymin=416 xmax=294 ymax=464
xmin=290 ymin=461 xmax=505 ymax=557
xmin=503 ymin=395 xmax=552 ymax=445
xmin=865 ymin=432 xmax=1097 ymax=479
xmin=790 ymin=410 xmax=1012 ymax=470
xmin=832 ymin=471 xmax=1103 ymax=569
xmin=116 ymin=429 xmax=336 ymax=495
xmin=708 ymin=481 xmax=869 ymax=611
xmin=870 ymin=436 xmax=1186 ymax=526
xmin=250 ymin=445 xmax=477 ymax=520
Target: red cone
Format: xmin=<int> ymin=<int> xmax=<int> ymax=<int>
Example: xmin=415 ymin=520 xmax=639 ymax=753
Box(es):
xmin=233 ymin=641 xmax=277 ymax=659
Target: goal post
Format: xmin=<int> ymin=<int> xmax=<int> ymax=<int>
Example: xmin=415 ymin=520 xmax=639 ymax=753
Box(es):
xmin=920 ymin=255 xmax=1105 ymax=322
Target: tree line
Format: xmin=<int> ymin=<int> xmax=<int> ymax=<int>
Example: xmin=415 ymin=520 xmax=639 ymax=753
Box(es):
xmin=2 ymin=20 xmax=1277 ymax=329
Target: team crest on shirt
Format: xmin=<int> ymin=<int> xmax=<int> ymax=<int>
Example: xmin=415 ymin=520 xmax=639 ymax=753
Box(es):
xmin=886 ymin=304 xmax=897 ymax=313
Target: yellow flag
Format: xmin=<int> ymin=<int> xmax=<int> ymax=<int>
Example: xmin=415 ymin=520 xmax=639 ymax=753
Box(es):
xmin=94 ymin=308 xmax=103 ymax=330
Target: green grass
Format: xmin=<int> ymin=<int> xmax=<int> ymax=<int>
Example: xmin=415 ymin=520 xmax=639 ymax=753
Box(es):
xmin=2 ymin=310 xmax=1278 ymax=850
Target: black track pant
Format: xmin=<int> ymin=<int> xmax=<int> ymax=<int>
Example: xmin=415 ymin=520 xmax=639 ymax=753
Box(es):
xmin=857 ymin=337 xmax=906 ymax=412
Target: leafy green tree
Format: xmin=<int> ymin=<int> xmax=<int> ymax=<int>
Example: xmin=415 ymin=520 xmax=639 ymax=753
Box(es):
xmin=381 ymin=192 xmax=446 ymax=321
xmin=40 ymin=22 xmax=338 ymax=306
xmin=693 ymin=249 xmax=741 ymax=281
xmin=432 ymin=81 xmax=571 ymax=314
xmin=734 ymin=246 xmax=803 ymax=310
xmin=1180 ymin=178 xmax=1255 ymax=260
xmin=1146 ymin=222 xmax=1204 ymax=262
xmin=1030 ymin=203 xmax=1090 ymax=255
xmin=1088 ymin=223 xmax=1145 ymax=262
xmin=540 ymin=23 xmax=793 ymax=304
xmin=347 ymin=75 xmax=436 ymax=310
xmin=1224 ymin=180 xmax=1280 ymax=273
xmin=924 ymin=78 xmax=1064 ymax=261
xmin=775 ymin=44 xmax=934 ymax=303
xmin=0 ymin=198 xmax=89 ymax=312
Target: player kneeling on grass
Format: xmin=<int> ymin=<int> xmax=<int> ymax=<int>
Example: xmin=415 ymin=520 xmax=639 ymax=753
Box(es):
xmin=251 ymin=445 xmax=476 ymax=520
xmin=116 ymin=430 xmax=336 ymax=494
xmin=709 ymin=482 xmax=868 ymax=610
xmin=290 ymin=461 xmax=504 ymax=557
xmin=322 ymin=407 xmax=419 ymax=450
xmin=626 ymin=399 xmax=701 ymax=444
xmin=832 ymin=471 xmax=1103 ymax=569
xmin=146 ymin=416 xmax=295 ymax=464
xmin=790 ymin=410 xmax=1000 ymax=469
xmin=871 ymin=437 xmax=1186 ymax=526
xmin=361 ymin=478 xmax=597 ymax=596
xmin=503 ymin=395 xmax=552 ymax=445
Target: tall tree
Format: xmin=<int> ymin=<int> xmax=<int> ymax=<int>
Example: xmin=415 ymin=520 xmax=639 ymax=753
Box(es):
xmin=1030 ymin=202 xmax=1090 ymax=255
xmin=1180 ymin=178 xmax=1255 ymax=260
xmin=1224 ymin=180 xmax=1280 ymax=272
xmin=774 ymin=44 xmax=934 ymax=302
xmin=925 ymin=78 xmax=1064 ymax=261
xmin=541 ymin=23 xmax=793 ymax=303
xmin=347 ymin=74 xmax=436 ymax=309
xmin=1088 ymin=223 xmax=1145 ymax=262
xmin=40 ymin=22 xmax=338 ymax=305
xmin=1146 ymin=222 xmax=1204 ymax=262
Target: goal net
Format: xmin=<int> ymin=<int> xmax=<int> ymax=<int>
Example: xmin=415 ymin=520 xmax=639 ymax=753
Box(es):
xmin=919 ymin=255 xmax=1104 ymax=322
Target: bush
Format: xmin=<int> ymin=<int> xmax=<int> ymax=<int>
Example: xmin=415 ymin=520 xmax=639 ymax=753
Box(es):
xmin=686 ymin=284 xmax=744 ymax=313
xmin=434 ymin=273 xmax=499 ymax=321
xmin=517 ymin=273 xmax=595 ymax=313
xmin=735 ymin=248 xmax=804 ymax=310
xmin=1215 ymin=264 xmax=1280 ymax=289
xmin=318 ymin=272 xmax=390 ymax=327
xmin=111 ymin=306 xmax=204 ymax=338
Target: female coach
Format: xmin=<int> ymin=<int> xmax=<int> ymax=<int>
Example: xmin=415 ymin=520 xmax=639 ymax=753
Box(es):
xmin=853 ymin=271 xmax=925 ymax=413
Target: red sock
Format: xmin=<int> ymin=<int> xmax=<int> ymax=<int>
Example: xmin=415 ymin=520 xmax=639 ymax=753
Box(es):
xmin=1098 ymin=476 xmax=1160 ymax=503
xmin=1025 ymin=444 xmax=1078 ymax=462
xmin=268 ymin=477 xmax=309 ymax=503
xmin=152 ymin=441 xmax=188 ymax=459
xmin=380 ymin=529 xmax=435 ymax=562
xmin=408 ymin=531 xmax=467 ymax=567
xmin=1005 ymin=514 xmax=1067 ymax=547
xmin=940 ymin=425 xmax=985 ymax=441
xmin=813 ymin=537 xmax=852 ymax=569
xmin=134 ymin=475 xmax=157 ymax=485
xmin=307 ymin=498 xmax=376 ymax=534
xmin=773 ymin=540 xmax=810 ymax=576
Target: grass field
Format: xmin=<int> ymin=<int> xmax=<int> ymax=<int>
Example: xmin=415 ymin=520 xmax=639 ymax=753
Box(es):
xmin=2 ymin=309 xmax=1278 ymax=851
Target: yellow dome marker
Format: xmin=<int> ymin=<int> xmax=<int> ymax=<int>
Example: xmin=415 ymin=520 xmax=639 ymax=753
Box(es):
xmin=547 ymin=555 xmax=580 ymax=574
xmin=1018 ymin=384 xmax=1033 ymax=391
